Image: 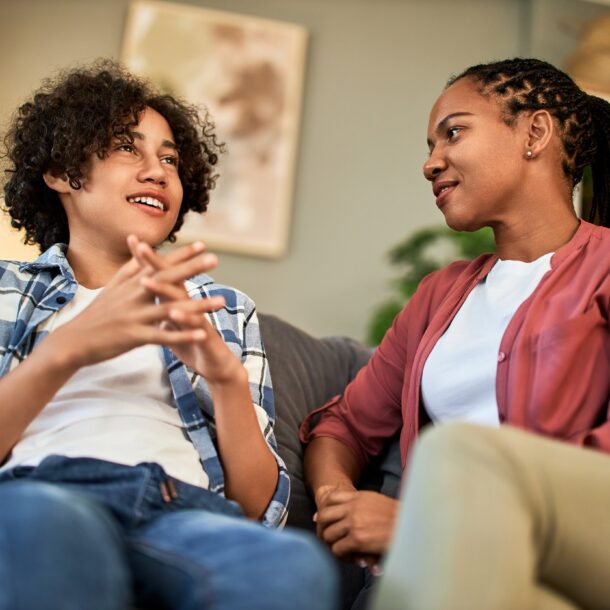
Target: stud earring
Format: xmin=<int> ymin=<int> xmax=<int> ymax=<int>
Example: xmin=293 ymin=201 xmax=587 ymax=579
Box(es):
xmin=526 ymin=150 xmax=533 ymax=159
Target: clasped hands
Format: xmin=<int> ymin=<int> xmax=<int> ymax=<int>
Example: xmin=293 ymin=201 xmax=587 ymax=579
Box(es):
xmin=127 ymin=234 xmax=243 ymax=384
xmin=314 ymin=485 xmax=399 ymax=573
xmin=59 ymin=235 xmax=242 ymax=386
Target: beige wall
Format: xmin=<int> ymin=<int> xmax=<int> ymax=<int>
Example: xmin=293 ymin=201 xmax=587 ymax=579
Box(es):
xmin=1 ymin=0 xmax=532 ymax=339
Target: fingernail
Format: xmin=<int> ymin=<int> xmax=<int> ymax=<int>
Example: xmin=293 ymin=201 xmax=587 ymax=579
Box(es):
xmin=312 ymin=512 xmax=317 ymax=522
xmin=357 ymin=559 xmax=367 ymax=569
xmin=371 ymin=564 xmax=383 ymax=576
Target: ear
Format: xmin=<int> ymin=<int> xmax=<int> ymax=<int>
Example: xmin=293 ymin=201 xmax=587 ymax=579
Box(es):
xmin=43 ymin=170 xmax=71 ymax=194
xmin=525 ymin=110 xmax=555 ymax=157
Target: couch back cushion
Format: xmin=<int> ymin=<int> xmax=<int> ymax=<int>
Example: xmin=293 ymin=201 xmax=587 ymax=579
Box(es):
xmin=259 ymin=313 xmax=372 ymax=530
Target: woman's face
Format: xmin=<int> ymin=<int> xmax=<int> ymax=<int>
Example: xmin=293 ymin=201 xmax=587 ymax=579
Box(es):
xmin=423 ymin=77 xmax=529 ymax=232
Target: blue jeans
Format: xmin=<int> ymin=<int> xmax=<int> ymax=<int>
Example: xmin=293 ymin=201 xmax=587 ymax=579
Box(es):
xmin=0 ymin=456 xmax=338 ymax=610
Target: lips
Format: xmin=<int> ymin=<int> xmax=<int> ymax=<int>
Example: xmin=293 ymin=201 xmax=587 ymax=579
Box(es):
xmin=432 ymin=180 xmax=459 ymax=198
xmin=126 ymin=191 xmax=168 ymax=213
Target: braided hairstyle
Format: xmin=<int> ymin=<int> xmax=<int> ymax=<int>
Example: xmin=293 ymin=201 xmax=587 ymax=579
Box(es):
xmin=449 ymin=58 xmax=610 ymax=227
xmin=2 ymin=59 xmax=223 ymax=251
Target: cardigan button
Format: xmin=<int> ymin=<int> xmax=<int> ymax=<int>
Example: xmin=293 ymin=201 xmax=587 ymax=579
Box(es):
xmin=56 ymin=296 xmax=67 ymax=305
xmin=497 ymin=351 xmax=506 ymax=362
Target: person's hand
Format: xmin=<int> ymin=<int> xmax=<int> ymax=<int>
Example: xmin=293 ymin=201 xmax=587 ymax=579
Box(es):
xmin=128 ymin=236 xmax=244 ymax=385
xmin=54 ymin=243 xmax=220 ymax=370
xmin=314 ymin=489 xmax=399 ymax=561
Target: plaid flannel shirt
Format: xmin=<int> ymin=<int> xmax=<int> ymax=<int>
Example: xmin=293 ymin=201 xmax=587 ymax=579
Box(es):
xmin=0 ymin=244 xmax=289 ymax=527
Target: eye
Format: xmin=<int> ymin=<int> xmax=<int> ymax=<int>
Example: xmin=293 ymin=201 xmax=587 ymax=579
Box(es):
xmin=161 ymin=155 xmax=179 ymax=166
xmin=447 ymin=126 xmax=461 ymax=140
xmin=115 ymin=142 xmax=136 ymax=153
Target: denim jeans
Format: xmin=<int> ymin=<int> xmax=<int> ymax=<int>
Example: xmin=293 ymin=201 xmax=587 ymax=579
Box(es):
xmin=0 ymin=456 xmax=338 ymax=610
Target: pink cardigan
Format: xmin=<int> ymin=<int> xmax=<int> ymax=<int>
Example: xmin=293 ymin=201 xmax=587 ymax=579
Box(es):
xmin=301 ymin=221 xmax=610 ymax=468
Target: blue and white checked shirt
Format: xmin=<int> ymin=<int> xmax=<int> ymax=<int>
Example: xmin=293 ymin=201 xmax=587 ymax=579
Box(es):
xmin=0 ymin=244 xmax=289 ymax=527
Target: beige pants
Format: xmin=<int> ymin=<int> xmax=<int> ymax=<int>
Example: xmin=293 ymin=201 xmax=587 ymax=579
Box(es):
xmin=372 ymin=424 xmax=610 ymax=610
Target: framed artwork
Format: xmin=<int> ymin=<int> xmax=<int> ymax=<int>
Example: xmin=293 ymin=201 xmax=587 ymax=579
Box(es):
xmin=121 ymin=0 xmax=308 ymax=258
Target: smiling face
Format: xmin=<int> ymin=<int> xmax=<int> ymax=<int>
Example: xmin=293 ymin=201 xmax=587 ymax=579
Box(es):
xmin=52 ymin=107 xmax=183 ymax=256
xmin=423 ymin=77 xmax=529 ymax=232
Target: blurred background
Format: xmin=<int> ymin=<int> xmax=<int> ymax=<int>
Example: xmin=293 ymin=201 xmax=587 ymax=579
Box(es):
xmin=2 ymin=0 xmax=610 ymax=341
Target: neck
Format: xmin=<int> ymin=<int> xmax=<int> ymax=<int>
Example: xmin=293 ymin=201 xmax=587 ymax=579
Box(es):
xmin=66 ymin=237 xmax=131 ymax=288
xmin=492 ymin=205 xmax=580 ymax=262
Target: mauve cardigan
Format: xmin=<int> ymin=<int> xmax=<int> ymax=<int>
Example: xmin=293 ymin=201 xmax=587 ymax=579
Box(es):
xmin=301 ymin=221 xmax=610 ymax=468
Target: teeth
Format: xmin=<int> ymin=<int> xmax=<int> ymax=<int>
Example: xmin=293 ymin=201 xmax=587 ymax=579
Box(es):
xmin=128 ymin=196 xmax=164 ymax=210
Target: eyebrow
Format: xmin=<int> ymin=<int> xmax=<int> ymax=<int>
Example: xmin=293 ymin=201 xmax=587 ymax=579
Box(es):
xmin=427 ymin=112 xmax=474 ymax=147
xmin=131 ymin=130 xmax=177 ymax=150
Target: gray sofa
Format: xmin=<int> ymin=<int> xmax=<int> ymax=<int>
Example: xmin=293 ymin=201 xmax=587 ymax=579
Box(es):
xmin=259 ymin=313 xmax=373 ymax=531
xmin=259 ymin=313 xmax=401 ymax=609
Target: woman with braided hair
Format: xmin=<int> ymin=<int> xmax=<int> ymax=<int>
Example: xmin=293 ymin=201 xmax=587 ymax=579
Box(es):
xmin=302 ymin=57 xmax=610 ymax=609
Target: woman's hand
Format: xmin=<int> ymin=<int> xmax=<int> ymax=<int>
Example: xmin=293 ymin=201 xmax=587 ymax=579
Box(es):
xmin=315 ymin=489 xmax=399 ymax=560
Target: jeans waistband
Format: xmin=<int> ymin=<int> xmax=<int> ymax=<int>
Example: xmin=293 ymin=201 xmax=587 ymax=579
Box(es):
xmin=0 ymin=455 xmax=243 ymax=528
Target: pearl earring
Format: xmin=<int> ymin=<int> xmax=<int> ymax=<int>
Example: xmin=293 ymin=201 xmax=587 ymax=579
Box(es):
xmin=526 ymin=150 xmax=533 ymax=159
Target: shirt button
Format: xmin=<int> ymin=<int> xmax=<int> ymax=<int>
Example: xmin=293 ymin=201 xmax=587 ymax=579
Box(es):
xmin=498 ymin=351 xmax=506 ymax=362
xmin=56 ymin=296 xmax=67 ymax=305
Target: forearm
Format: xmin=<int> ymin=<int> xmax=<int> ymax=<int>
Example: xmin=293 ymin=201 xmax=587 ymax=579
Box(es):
xmin=0 ymin=333 xmax=79 ymax=462
xmin=304 ymin=436 xmax=362 ymax=505
xmin=210 ymin=366 xmax=278 ymax=520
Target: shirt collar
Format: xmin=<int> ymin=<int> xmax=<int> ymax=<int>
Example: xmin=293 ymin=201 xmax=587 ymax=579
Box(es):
xmin=476 ymin=219 xmax=596 ymax=280
xmin=551 ymin=219 xmax=596 ymax=267
xmin=18 ymin=243 xmax=76 ymax=283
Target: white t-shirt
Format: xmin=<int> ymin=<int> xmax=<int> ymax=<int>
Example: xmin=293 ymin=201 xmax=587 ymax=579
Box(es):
xmin=3 ymin=284 xmax=209 ymax=488
xmin=421 ymin=252 xmax=553 ymax=426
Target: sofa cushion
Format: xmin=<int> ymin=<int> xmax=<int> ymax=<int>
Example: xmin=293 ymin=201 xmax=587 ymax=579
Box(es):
xmin=258 ymin=313 xmax=372 ymax=530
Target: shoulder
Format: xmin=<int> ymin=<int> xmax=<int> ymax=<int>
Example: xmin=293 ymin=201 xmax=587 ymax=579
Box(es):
xmin=0 ymin=244 xmax=70 ymax=289
xmin=587 ymin=223 xmax=610 ymax=251
xmin=387 ymin=254 xmax=494 ymax=341
xmin=416 ymin=254 xmax=494 ymax=301
xmin=555 ymin=221 xmax=610 ymax=269
xmin=0 ymin=258 xmax=41 ymax=289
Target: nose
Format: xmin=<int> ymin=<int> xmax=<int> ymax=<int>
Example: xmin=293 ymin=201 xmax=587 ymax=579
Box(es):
xmin=138 ymin=155 xmax=167 ymax=186
xmin=423 ymin=148 xmax=447 ymax=182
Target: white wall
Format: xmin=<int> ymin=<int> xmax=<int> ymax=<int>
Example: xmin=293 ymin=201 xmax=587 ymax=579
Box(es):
xmin=1 ymin=0 xmax=528 ymax=340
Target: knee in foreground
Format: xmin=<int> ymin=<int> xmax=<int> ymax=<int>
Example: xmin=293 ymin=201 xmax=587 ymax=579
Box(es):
xmin=0 ymin=481 xmax=131 ymax=610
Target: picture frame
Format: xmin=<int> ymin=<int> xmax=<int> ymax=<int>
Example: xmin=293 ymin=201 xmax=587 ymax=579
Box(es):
xmin=121 ymin=0 xmax=308 ymax=258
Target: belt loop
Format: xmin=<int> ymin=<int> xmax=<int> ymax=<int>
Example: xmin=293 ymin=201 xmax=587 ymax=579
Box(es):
xmin=160 ymin=480 xmax=171 ymax=503
xmin=160 ymin=479 xmax=179 ymax=502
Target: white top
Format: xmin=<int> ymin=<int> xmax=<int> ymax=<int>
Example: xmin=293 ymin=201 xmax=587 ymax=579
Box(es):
xmin=421 ymin=252 xmax=553 ymax=426
xmin=3 ymin=284 xmax=209 ymax=488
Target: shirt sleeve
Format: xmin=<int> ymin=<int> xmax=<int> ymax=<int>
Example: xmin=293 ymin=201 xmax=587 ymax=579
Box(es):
xmin=186 ymin=278 xmax=289 ymax=528
xmin=300 ymin=270 xmax=444 ymax=466
xmin=300 ymin=311 xmax=408 ymax=466
xmin=240 ymin=304 xmax=290 ymax=528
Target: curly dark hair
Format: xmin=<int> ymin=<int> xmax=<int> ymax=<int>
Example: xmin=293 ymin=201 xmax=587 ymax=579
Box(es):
xmin=2 ymin=59 xmax=223 ymax=251
xmin=449 ymin=58 xmax=610 ymax=227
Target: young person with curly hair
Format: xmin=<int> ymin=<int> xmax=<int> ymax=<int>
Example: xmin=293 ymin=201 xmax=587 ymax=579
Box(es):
xmin=0 ymin=61 xmax=336 ymax=610
xmin=302 ymin=57 xmax=610 ymax=609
